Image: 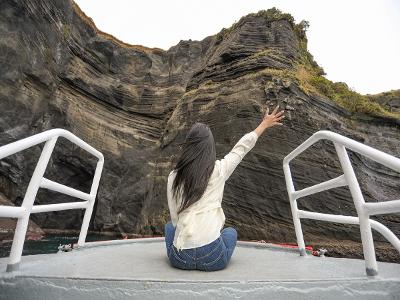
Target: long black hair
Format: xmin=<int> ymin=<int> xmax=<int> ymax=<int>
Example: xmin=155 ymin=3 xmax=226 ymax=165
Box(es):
xmin=172 ymin=123 xmax=216 ymax=214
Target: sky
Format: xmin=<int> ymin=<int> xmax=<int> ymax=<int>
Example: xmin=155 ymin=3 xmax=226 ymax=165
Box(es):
xmin=74 ymin=0 xmax=400 ymax=95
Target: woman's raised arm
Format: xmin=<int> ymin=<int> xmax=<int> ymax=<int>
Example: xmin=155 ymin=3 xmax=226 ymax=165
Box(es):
xmin=219 ymin=105 xmax=285 ymax=180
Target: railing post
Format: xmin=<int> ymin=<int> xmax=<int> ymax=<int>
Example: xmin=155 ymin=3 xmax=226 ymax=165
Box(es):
xmin=6 ymin=137 xmax=58 ymax=272
xmin=77 ymin=158 xmax=104 ymax=247
xmin=283 ymin=163 xmax=307 ymax=256
xmin=334 ymin=143 xmax=378 ymax=276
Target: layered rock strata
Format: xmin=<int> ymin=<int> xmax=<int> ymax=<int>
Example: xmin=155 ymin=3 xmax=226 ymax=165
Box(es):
xmin=0 ymin=1 xmax=399 ymax=261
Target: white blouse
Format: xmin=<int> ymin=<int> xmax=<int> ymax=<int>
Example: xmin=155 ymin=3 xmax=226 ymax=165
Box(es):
xmin=167 ymin=131 xmax=259 ymax=250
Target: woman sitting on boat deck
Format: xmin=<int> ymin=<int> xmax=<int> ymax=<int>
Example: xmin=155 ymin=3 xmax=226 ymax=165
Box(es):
xmin=165 ymin=105 xmax=285 ymax=271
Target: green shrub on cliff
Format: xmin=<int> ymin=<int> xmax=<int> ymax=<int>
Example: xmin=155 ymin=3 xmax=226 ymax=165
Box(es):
xmin=289 ymin=16 xmax=397 ymax=119
xmin=219 ymin=8 xmax=297 ymax=38
xmin=294 ymin=66 xmax=399 ymax=118
xmin=254 ymin=7 xmax=295 ymax=24
xmin=310 ymin=76 xmax=388 ymax=115
xmin=367 ymin=90 xmax=400 ymax=113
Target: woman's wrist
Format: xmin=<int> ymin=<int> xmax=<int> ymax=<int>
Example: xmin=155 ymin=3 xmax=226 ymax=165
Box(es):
xmin=254 ymin=122 xmax=268 ymax=137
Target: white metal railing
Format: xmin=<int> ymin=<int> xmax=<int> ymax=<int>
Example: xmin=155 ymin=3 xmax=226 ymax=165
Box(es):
xmin=283 ymin=130 xmax=400 ymax=276
xmin=0 ymin=129 xmax=104 ymax=272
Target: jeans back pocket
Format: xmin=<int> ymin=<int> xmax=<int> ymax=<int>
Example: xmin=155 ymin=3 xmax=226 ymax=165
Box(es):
xmin=197 ymin=239 xmax=228 ymax=271
xmin=169 ymin=246 xmax=193 ymax=270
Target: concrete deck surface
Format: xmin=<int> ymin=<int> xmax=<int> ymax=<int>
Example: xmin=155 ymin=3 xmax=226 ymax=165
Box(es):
xmin=0 ymin=238 xmax=399 ymax=299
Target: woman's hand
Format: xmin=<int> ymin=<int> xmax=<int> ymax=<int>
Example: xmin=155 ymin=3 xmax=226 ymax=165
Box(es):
xmin=254 ymin=105 xmax=285 ymax=137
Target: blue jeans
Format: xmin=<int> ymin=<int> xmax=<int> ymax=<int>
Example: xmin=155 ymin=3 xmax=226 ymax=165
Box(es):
xmin=164 ymin=222 xmax=237 ymax=271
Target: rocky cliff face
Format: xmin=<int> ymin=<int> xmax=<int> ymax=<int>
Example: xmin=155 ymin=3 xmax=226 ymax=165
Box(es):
xmin=0 ymin=1 xmax=399 ymax=257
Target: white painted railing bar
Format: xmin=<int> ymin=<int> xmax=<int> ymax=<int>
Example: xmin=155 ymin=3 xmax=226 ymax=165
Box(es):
xmin=298 ymin=209 xmax=358 ymax=224
xmin=0 ymin=129 xmax=104 ymax=272
xmin=293 ymin=174 xmax=347 ymax=199
xmin=364 ymin=200 xmax=400 ymax=216
xmin=283 ymin=131 xmax=400 ymax=173
xmin=6 ymin=137 xmax=58 ymax=272
xmin=283 ymin=163 xmax=307 ymax=256
xmin=283 ymin=130 xmax=400 ymax=277
xmin=0 ymin=206 xmax=26 ymax=218
xmin=40 ymin=178 xmax=93 ymax=202
xmin=77 ymin=157 xmax=104 ymax=247
xmin=298 ymin=210 xmax=400 ymax=253
xmin=334 ymin=142 xmax=379 ymax=276
xmin=369 ymin=219 xmax=400 ymax=253
xmin=0 ymin=129 xmax=103 ymax=161
xmin=31 ymin=201 xmax=88 ymax=213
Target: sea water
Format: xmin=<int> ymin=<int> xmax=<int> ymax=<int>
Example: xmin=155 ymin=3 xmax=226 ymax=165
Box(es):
xmin=0 ymin=233 xmax=119 ymax=258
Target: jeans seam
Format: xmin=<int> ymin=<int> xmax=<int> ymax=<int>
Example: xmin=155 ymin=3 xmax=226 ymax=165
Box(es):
xmin=194 ymin=248 xmax=197 ymax=268
xmin=196 ymin=238 xmax=223 ymax=260
xmin=171 ymin=246 xmax=187 ymax=264
xmin=182 ymin=249 xmax=196 ymax=260
xmin=203 ymin=249 xmax=225 ymax=267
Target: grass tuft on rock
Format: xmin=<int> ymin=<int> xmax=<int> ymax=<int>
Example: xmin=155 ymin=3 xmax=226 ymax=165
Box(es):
xmin=294 ymin=65 xmax=399 ymax=119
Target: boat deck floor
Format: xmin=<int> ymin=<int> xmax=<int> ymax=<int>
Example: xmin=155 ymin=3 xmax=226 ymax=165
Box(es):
xmin=0 ymin=238 xmax=399 ymax=299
